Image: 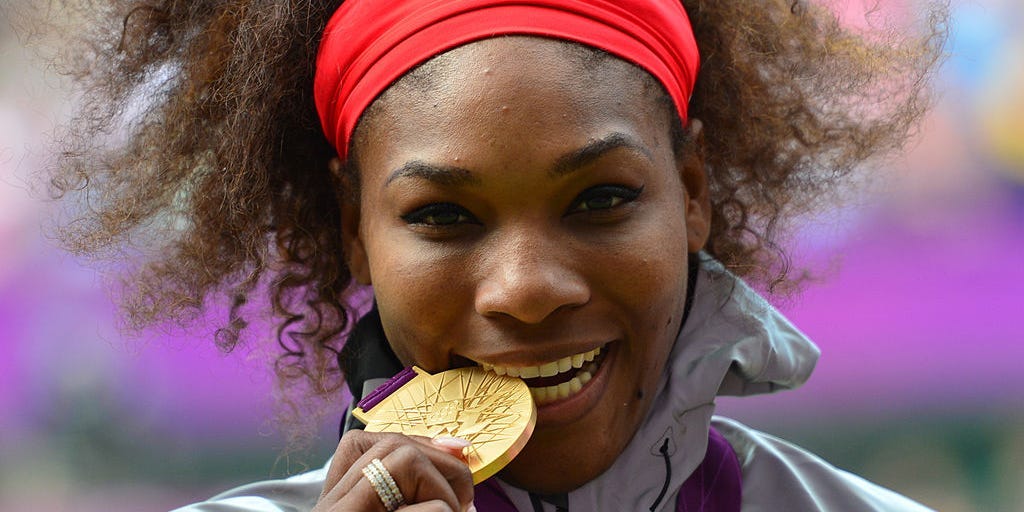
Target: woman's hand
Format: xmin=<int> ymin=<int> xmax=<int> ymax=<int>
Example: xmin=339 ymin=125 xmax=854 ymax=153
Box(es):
xmin=313 ymin=431 xmax=476 ymax=512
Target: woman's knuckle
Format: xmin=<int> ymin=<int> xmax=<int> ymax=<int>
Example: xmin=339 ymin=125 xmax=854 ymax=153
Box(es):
xmin=454 ymin=463 xmax=473 ymax=486
xmin=382 ymin=432 xmax=415 ymax=451
xmin=339 ymin=429 xmax=367 ymax=447
xmin=392 ymin=442 xmax=423 ymax=460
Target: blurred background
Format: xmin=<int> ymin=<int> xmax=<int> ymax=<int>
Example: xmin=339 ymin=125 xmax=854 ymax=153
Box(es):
xmin=1 ymin=1 xmax=1022 ymax=511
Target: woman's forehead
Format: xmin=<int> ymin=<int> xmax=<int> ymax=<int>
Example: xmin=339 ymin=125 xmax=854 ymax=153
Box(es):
xmin=353 ymin=37 xmax=669 ymax=158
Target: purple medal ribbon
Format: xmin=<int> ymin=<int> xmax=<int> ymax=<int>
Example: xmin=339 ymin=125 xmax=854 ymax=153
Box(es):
xmin=356 ymin=366 xmax=418 ymax=412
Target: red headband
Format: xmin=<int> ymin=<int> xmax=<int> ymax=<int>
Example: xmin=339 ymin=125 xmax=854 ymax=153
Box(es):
xmin=314 ymin=0 xmax=700 ymax=161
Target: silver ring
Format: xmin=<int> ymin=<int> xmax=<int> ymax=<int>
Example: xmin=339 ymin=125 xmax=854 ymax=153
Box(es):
xmin=362 ymin=458 xmax=405 ymax=511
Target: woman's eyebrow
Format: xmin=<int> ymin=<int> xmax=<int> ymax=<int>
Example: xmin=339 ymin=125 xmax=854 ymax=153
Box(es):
xmin=385 ymin=161 xmax=482 ymax=187
xmin=550 ymin=132 xmax=653 ymax=177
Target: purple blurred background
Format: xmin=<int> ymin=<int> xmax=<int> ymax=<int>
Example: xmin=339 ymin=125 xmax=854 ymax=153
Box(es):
xmin=2 ymin=1 xmax=1023 ymax=511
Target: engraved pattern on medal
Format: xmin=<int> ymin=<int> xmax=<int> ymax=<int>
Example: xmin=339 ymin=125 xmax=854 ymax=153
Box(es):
xmin=374 ymin=370 xmax=531 ymax=469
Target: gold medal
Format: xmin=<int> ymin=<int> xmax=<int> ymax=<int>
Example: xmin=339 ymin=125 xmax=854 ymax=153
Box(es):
xmin=352 ymin=366 xmax=536 ymax=484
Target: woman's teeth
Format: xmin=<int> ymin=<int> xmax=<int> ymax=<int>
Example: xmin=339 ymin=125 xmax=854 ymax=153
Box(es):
xmin=480 ymin=346 xmax=604 ymax=405
xmin=480 ymin=346 xmax=601 ymax=378
xmin=528 ymin=367 xmax=594 ymax=405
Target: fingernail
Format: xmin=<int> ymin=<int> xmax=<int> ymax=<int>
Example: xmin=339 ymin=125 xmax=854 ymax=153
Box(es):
xmin=465 ymin=504 xmax=477 ymax=512
xmin=432 ymin=436 xmax=472 ymax=449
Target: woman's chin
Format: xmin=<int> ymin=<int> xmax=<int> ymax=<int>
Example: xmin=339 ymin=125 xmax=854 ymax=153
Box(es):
xmin=498 ymin=448 xmax=595 ymax=495
xmin=495 ymin=344 xmax=636 ymax=494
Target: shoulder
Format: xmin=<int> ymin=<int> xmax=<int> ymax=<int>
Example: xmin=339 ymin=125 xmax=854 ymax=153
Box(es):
xmin=711 ymin=416 xmax=934 ymax=512
xmin=169 ymin=463 xmax=327 ymax=512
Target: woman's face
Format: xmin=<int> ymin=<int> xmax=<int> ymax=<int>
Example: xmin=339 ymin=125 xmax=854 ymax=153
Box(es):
xmin=343 ymin=37 xmax=709 ymax=493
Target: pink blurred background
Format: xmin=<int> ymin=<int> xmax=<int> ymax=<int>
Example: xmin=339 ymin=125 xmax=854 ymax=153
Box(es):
xmin=2 ymin=1 xmax=1023 ymax=510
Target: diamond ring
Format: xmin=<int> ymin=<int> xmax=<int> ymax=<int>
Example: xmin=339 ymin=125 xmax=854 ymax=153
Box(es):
xmin=362 ymin=458 xmax=405 ymax=511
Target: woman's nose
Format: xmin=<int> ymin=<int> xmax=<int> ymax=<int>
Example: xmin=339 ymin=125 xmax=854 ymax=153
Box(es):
xmin=473 ymin=233 xmax=590 ymax=324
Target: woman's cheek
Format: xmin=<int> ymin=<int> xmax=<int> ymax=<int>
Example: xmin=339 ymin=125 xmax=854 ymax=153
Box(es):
xmin=372 ymin=237 xmax=476 ymax=367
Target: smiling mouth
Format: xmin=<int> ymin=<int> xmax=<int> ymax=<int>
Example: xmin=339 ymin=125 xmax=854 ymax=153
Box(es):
xmin=479 ymin=345 xmax=609 ymax=405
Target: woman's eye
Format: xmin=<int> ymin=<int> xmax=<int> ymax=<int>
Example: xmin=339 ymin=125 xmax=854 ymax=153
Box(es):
xmin=401 ymin=203 xmax=476 ymax=226
xmin=569 ymin=185 xmax=643 ymax=214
